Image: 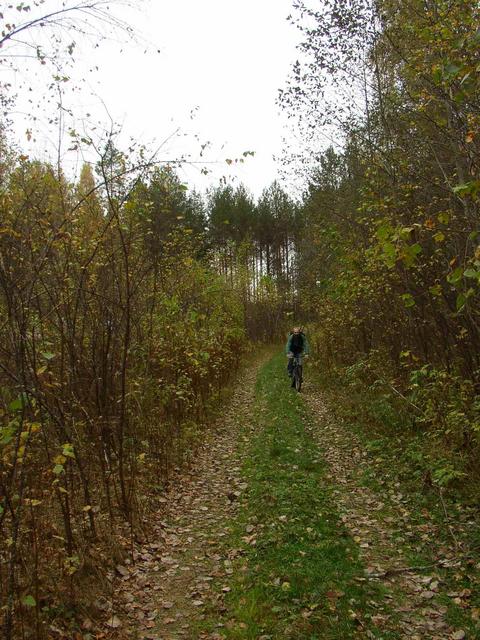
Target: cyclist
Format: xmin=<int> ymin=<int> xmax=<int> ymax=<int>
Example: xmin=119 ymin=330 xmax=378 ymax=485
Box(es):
xmin=286 ymin=326 xmax=309 ymax=381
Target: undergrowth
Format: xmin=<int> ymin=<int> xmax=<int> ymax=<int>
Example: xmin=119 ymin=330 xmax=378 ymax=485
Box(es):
xmin=310 ymin=357 xmax=480 ymax=637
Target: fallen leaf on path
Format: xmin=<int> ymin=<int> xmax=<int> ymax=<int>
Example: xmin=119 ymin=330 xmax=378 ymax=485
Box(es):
xmin=106 ymin=615 xmax=122 ymax=628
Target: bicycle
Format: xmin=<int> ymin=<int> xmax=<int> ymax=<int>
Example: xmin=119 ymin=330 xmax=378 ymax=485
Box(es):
xmin=290 ymin=353 xmax=303 ymax=392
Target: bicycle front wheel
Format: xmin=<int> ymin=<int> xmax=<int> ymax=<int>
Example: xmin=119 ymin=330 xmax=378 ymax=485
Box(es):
xmin=294 ymin=365 xmax=303 ymax=392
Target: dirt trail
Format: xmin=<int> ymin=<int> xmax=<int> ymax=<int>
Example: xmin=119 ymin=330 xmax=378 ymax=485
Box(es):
xmin=107 ymin=354 xmax=266 ymax=640
xmin=102 ymin=356 xmax=476 ymax=640
xmin=304 ymin=382 xmax=474 ymax=640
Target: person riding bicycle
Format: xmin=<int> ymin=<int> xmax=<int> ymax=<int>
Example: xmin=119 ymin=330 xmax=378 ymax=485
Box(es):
xmin=286 ymin=326 xmax=309 ymax=378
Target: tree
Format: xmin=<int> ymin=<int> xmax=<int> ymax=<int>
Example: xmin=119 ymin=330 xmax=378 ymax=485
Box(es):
xmin=282 ymin=0 xmax=480 ymax=461
xmin=0 ymin=1 xmax=134 ymax=51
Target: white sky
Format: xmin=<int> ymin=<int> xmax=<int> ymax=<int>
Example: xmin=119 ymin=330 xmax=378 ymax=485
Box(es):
xmin=5 ymin=0 xmax=304 ymax=197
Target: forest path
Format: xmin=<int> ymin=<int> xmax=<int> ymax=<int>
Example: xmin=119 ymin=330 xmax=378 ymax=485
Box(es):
xmin=109 ymin=353 xmax=477 ymax=640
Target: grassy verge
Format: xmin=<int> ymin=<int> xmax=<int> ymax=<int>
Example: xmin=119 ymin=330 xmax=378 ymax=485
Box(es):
xmin=311 ymin=364 xmax=480 ymax=638
xmin=199 ymin=353 xmax=398 ymax=639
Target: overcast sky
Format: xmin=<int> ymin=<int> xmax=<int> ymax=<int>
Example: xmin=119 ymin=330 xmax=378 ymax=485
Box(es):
xmin=7 ymin=0 xmax=303 ymax=197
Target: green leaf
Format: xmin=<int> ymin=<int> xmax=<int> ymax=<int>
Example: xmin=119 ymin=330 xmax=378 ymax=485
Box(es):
xmin=401 ymin=293 xmax=416 ymax=308
xmin=437 ymin=212 xmax=450 ymax=224
xmin=376 ymin=224 xmax=393 ymax=241
xmin=41 ymin=351 xmax=55 ymax=360
xmin=381 ymin=242 xmax=396 ymax=267
xmin=382 ymin=242 xmax=396 ymax=256
xmin=401 ymin=243 xmax=422 ymax=267
xmin=453 ymin=180 xmax=480 ymax=197
xmin=447 ymin=267 xmax=464 ymax=284
xmin=22 ymin=595 xmax=36 ymax=607
xmin=399 ymin=226 xmax=414 ymax=240
xmin=410 ymin=243 xmax=422 ymax=255
xmin=62 ymin=443 xmax=75 ymax=459
xmin=0 ymin=425 xmax=16 ymax=447
xmin=456 ymin=293 xmax=467 ymax=311
xmin=463 ymin=268 xmax=478 ymax=279
xmin=53 ymin=464 xmax=64 ymax=476
xmin=431 ymin=67 xmax=442 ymax=85
xmin=8 ymin=393 xmax=27 ymax=412
xmin=444 ymin=62 xmax=461 ymax=78
xmin=453 ymin=184 xmax=470 ymax=195
xmin=429 ymin=284 xmax=442 ymax=297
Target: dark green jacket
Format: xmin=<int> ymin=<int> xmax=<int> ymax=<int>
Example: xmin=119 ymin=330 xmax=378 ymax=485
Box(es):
xmin=285 ymin=332 xmax=310 ymax=355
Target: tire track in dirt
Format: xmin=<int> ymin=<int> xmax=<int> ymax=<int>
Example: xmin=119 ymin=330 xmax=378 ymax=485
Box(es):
xmin=303 ymin=382 xmax=474 ymax=640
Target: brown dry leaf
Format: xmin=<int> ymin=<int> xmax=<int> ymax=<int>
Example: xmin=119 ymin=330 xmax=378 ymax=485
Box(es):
xmin=81 ymin=618 xmax=93 ymax=630
xmin=105 ymin=615 xmax=122 ymax=629
xmin=162 ymin=601 xmax=174 ymax=609
xmin=365 ymin=566 xmax=379 ymax=575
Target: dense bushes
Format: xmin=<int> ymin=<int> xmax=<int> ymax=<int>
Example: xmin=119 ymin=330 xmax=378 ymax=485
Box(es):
xmin=0 ymin=154 xmax=245 ymax=637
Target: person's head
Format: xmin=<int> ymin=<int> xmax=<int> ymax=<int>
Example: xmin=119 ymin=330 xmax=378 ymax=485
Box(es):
xmin=293 ymin=326 xmax=302 ymax=334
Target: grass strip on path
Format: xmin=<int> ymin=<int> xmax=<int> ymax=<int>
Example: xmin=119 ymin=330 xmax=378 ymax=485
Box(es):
xmin=199 ymin=353 xmax=397 ymax=640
